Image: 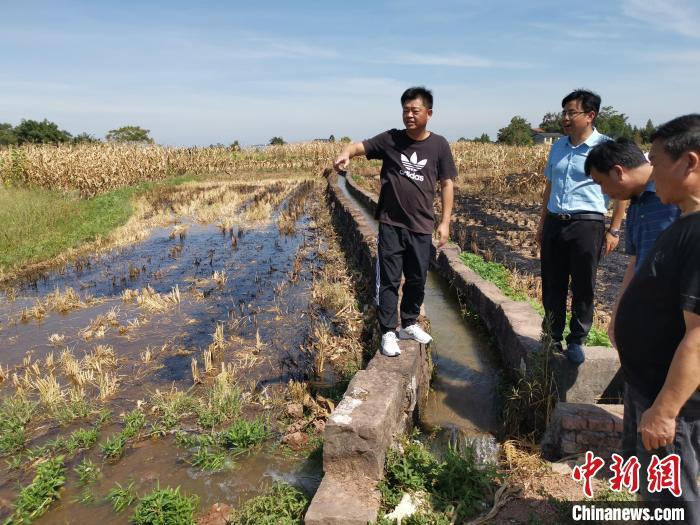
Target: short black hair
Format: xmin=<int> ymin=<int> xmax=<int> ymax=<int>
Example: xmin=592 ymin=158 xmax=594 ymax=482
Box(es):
xmin=562 ymin=89 xmax=601 ymax=116
xmin=401 ymin=87 xmax=433 ymax=110
xmin=650 ymin=114 xmax=700 ymax=160
xmin=584 ymin=138 xmax=647 ymax=176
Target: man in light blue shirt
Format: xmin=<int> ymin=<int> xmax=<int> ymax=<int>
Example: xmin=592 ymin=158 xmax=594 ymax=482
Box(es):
xmin=536 ymin=89 xmax=626 ymax=364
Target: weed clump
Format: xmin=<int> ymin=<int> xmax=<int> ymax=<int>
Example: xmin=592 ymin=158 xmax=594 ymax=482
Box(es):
xmin=229 ymin=482 xmax=309 ymax=525
xmin=502 ymin=327 xmax=558 ymax=441
xmin=6 ymin=455 xmax=66 ymax=523
xmin=132 ymin=484 xmax=199 ymax=525
xmin=377 ymin=437 xmax=500 ymax=524
xmin=191 ymin=446 xmax=227 ymax=472
xmin=220 ymin=418 xmax=269 ymax=450
xmin=107 ymin=480 xmax=137 ymax=512
xmin=0 ymin=395 xmax=36 ymax=455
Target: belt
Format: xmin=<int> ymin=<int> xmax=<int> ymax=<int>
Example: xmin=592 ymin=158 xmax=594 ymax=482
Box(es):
xmin=548 ymin=212 xmax=604 ymax=222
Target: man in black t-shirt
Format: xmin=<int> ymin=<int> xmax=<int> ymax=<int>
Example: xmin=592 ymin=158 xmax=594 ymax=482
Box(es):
xmin=615 ymin=114 xmax=700 ymax=522
xmin=333 ymin=86 xmax=457 ymax=356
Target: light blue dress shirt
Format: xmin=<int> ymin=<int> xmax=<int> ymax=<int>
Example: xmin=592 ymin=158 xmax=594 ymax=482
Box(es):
xmin=545 ymin=129 xmax=610 ymax=214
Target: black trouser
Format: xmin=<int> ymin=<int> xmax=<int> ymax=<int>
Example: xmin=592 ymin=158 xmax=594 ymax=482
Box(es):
xmin=540 ymin=214 xmax=604 ymax=345
xmin=376 ymin=222 xmax=432 ymax=334
xmin=623 ymin=383 xmax=699 ymax=524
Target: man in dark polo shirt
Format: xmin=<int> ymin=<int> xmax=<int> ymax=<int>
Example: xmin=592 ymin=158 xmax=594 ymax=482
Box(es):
xmin=333 ymin=86 xmax=457 ymax=356
xmin=584 ymin=138 xmax=679 ymax=345
xmin=615 ymin=115 xmax=700 ymax=521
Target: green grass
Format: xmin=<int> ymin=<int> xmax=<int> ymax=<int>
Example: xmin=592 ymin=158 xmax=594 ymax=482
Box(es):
xmin=191 ymin=446 xmax=228 ymax=472
xmin=74 ymin=458 xmax=101 ymax=485
xmin=0 ymin=395 xmax=36 ymax=456
xmin=459 ymin=252 xmax=527 ymax=301
xmin=459 ymin=251 xmax=611 ymax=347
xmin=106 ymin=481 xmax=138 ymax=513
xmin=132 ymin=484 xmax=199 ymax=525
xmin=5 ymin=455 xmax=66 ymax=524
xmin=229 ymin=482 xmax=309 ymax=525
xmin=220 ymin=418 xmax=269 ymax=450
xmin=376 ymin=436 xmax=500 ymax=524
xmin=0 ymin=174 xmax=197 ymax=271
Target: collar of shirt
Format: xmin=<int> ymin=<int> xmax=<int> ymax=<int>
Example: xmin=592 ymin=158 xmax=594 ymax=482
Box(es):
xmin=631 ymin=180 xmax=656 ymax=205
xmin=566 ymin=128 xmax=604 ymax=150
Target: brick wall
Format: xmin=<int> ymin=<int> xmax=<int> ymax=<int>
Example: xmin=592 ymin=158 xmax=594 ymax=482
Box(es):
xmin=542 ymin=402 xmax=624 ymax=460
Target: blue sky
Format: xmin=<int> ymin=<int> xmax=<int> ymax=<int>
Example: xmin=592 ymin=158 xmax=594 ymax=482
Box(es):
xmin=1 ymin=0 xmax=698 ymax=146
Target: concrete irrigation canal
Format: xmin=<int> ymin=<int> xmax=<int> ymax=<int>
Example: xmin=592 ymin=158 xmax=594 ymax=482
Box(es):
xmin=0 ymin=171 xmax=627 ymax=524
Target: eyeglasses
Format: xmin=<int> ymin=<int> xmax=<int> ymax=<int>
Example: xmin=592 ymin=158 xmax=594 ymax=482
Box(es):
xmin=561 ymin=110 xmax=588 ymax=119
xmin=403 ymin=107 xmax=426 ymax=116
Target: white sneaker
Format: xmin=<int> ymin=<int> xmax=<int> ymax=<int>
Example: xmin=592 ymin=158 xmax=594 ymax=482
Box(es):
xmin=398 ymin=324 xmax=433 ymax=344
xmin=381 ymin=331 xmax=401 ymax=357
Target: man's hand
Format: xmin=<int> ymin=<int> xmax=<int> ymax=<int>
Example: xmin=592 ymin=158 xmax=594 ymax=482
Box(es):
xmin=603 ymin=231 xmax=620 ymax=256
xmin=639 ymin=405 xmax=677 ymax=451
xmin=435 ymin=221 xmax=449 ymax=248
xmin=333 ymin=152 xmax=350 ymax=172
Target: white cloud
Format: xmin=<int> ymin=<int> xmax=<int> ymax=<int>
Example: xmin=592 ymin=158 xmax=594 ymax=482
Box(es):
xmin=622 ymin=0 xmax=700 ymax=38
xmin=376 ymin=52 xmax=533 ymax=69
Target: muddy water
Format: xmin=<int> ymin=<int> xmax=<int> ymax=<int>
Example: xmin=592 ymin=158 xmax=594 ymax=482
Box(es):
xmin=0 ymin=185 xmax=325 ymax=522
xmin=337 ymin=175 xmax=500 ymax=435
xmin=34 ymin=437 xmax=320 ymax=525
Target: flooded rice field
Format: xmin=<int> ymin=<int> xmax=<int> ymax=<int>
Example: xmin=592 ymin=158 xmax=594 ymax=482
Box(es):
xmin=0 ymin=176 xmax=363 ymax=523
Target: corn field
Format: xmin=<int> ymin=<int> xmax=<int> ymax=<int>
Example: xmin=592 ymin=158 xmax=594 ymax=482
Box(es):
xmin=0 ymin=141 xmax=550 ymax=197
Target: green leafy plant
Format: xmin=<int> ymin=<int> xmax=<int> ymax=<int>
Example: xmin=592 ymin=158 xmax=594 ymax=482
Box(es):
xmin=132 ymin=484 xmax=199 ymax=525
xmin=101 ymin=434 xmax=126 ymax=461
xmin=107 ymin=480 xmax=137 ymax=512
xmin=229 ymin=482 xmax=309 ymax=525
xmin=0 ymin=395 xmax=36 ymax=455
xmin=191 ymin=446 xmax=227 ymax=472
xmin=6 ymin=455 xmax=65 ymax=523
xmin=122 ymin=409 xmax=146 ymax=439
xmin=66 ymin=427 xmax=99 ymax=454
xmin=220 ymin=419 xmax=269 ymax=450
xmin=74 ymin=458 xmax=101 ymax=485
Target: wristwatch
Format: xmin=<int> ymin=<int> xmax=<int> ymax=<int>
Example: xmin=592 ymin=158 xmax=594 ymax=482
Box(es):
xmin=607 ymin=228 xmax=621 ymax=238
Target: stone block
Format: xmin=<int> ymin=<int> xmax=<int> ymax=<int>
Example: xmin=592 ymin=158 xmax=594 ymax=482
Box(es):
xmin=305 ymin=475 xmax=380 ymax=525
xmin=323 ymin=369 xmax=404 ymax=481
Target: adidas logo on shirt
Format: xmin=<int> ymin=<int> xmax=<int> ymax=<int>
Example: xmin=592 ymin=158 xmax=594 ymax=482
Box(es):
xmin=400 ymin=152 xmax=427 ymax=182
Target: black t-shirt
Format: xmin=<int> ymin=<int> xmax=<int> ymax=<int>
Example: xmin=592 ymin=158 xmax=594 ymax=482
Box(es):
xmin=363 ymin=129 xmax=458 ymax=234
xmin=615 ymin=211 xmax=700 ymax=410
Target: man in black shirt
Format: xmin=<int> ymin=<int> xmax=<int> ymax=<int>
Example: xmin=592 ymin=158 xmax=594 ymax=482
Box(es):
xmin=615 ymin=114 xmax=700 ymax=521
xmin=333 ymin=86 xmax=457 ymax=356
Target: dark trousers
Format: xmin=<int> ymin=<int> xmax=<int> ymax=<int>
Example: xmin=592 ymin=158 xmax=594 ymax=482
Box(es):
xmin=540 ymin=215 xmax=604 ymax=345
xmin=623 ymin=383 xmax=699 ymax=524
xmin=376 ymin=222 xmax=431 ymax=333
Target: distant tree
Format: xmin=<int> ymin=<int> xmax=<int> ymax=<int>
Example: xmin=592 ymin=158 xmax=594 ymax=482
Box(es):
xmin=14 ymin=119 xmax=72 ymax=144
xmin=269 ymin=137 xmax=286 ymax=146
xmin=340 ymin=136 xmax=352 ymax=144
xmin=230 ymin=140 xmax=241 ymax=151
xmin=474 ymin=133 xmax=491 ymax=143
xmin=0 ymin=123 xmax=17 ymax=146
xmin=595 ymin=106 xmax=634 ymax=139
xmin=328 ymin=134 xmax=335 ymax=143
xmin=639 ymin=119 xmax=655 ymax=144
xmin=457 ymin=137 xmax=468 ymax=142
xmin=497 ymin=116 xmax=534 ymax=146
xmin=72 ymin=132 xmax=100 ymax=144
xmin=106 ymin=125 xmax=154 ymax=143
xmin=539 ymin=112 xmax=562 ymax=133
